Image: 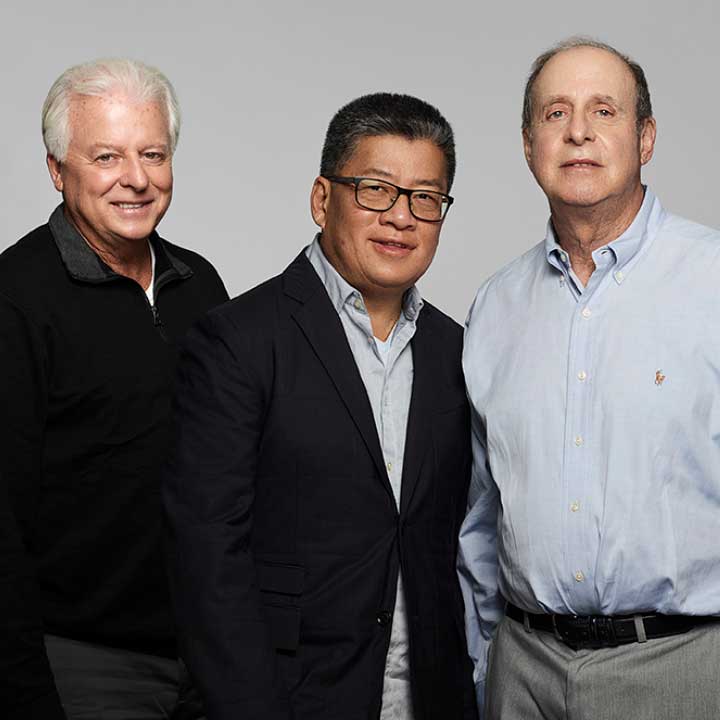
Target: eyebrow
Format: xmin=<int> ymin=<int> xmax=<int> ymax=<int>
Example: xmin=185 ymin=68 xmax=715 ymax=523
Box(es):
xmin=360 ymin=167 xmax=445 ymax=190
xmin=542 ymin=94 xmax=621 ymax=108
xmin=87 ymin=142 xmax=170 ymax=153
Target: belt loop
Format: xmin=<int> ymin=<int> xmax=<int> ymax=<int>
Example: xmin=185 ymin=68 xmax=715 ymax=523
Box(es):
xmin=523 ymin=611 xmax=532 ymax=633
xmin=633 ymin=615 xmax=648 ymax=643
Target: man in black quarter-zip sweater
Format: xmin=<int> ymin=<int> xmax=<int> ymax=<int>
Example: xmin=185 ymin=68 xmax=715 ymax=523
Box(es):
xmin=0 ymin=59 xmax=228 ymax=720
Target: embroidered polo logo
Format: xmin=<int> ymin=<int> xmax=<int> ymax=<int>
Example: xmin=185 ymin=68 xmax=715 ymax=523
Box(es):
xmin=655 ymin=370 xmax=666 ymax=386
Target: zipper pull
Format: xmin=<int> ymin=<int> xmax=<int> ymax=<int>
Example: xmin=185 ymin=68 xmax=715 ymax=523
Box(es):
xmin=151 ymin=304 xmax=162 ymax=327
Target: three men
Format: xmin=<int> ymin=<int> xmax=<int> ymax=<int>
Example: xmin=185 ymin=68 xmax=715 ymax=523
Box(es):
xmin=459 ymin=38 xmax=720 ymax=718
xmin=0 ymin=59 xmax=228 ymax=719
xmin=164 ymin=93 xmax=477 ymax=719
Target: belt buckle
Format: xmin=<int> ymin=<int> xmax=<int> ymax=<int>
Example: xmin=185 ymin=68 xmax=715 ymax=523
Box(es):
xmin=588 ymin=616 xmax=618 ymax=648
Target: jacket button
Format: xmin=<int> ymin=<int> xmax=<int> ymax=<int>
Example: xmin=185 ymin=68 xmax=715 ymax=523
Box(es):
xmin=376 ymin=611 xmax=392 ymax=627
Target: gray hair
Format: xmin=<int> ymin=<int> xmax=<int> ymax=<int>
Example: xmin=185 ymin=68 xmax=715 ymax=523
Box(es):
xmin=320 ymin=92 xmax=456 ymax=191
xmin=42 ymin=58 xmax=181 ymax=161
xmin=521 ymin=37 xmax=652 ymax=133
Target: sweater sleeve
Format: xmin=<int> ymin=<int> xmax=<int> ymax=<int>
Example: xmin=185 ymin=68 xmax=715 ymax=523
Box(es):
xmin=0 ymin=292 xmax=66 ymax=719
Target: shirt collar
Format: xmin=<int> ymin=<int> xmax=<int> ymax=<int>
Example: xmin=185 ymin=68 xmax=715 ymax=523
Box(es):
xmin=48 ymin=203 xmax=192 ymax=284
xmin=306 ymin=233 xmax=423 ymax=322
xmin=544 ymin=187 xmax=663 ymax=278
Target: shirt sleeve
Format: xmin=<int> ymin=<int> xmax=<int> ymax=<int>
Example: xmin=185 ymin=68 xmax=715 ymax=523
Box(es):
xmin=0 ymin=293 xmax=66 ymax=719
xmin=456 ymin=403 xmax=504 ymax=718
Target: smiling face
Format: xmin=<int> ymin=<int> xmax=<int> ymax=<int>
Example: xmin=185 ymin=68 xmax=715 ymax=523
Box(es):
xmin=47 ymin=91 xmax=173 ymax=250
xmin=523 ymin=46 xmax=655 ymax=214
xmin=310 ymin=134 xmax=447 ymax=303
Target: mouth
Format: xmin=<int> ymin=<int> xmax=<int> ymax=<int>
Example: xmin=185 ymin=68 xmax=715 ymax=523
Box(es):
xmin=111 ymin=201 xmax=153 ymax=211
xmin=561 ymin=159 xmax=601 ymax=168
xmin=371 ymin=239 xmax=415 ymax=251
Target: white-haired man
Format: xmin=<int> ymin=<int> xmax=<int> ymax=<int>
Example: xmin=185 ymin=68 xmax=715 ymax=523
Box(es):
xmin=459 ymin=38 xmax=720 ymax=718
xmin=0 ymin=59 xmax=228 ymax=719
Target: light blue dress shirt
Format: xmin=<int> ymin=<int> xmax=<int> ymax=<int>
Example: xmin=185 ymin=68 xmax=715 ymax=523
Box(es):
xmin=458 ymin=189 xmax=720 ymax=711
xmin=306 ymin=237 xmax=423 ymax=720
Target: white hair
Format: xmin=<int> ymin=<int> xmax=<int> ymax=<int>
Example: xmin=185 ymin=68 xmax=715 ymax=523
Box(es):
xmin=42 ymin=58 xmax=181 ymax=161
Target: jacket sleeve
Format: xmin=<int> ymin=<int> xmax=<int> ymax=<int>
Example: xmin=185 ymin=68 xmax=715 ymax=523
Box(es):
xmin=0 ymin=293 xmax=67 ymax=720
xmin=456 ymin=404 xmax=505 ymax=719
xmin=162 ymin=309 xmax=290 ymax=720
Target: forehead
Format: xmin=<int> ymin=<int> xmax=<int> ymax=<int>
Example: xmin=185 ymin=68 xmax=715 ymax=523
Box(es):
xmin=68 ymin=92 xmax=169 ymax=142
xmin=341 ymin=134 xmax=447 ymax=188
xmin=533 ymin=46 xmax=636 ymax=104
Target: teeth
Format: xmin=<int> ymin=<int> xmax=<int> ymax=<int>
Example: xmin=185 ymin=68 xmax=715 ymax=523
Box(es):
xmin=115 ymin=203 xmax=146 ymax=209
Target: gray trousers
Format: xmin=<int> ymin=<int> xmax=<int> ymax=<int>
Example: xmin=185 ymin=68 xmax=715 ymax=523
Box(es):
xmin=45 ymin=635 xmax=205 ymax=720
xmin=485 ymin=615 xmax=720 ymax=720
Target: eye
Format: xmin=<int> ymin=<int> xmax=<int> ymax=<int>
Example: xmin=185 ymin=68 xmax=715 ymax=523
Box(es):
xmin=143 ymin=151 xmax=166 ymax=162
xmin=596 ymin=108 xmax=614 ymax=117
xmin=546 ymin=109 xmax=566 ymax=120
xmin=95 ymin=153 xmax=114 ymax=163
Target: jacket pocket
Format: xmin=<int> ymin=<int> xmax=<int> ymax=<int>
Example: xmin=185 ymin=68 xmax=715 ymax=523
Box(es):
xmin=258 ymin=561 xmax=304 ymax=651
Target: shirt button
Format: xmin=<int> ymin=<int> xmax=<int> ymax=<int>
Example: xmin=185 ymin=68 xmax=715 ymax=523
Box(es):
xmin=574 ymin=435 xmax=584 ymax=447
xmin=574 ymin=571 xmax=585 ymax=582
xmin=577 ymin=371 xmax=587 ymax=381
xmin=570 ymin=501 xmax=580 ymax=512
xmin=386 ymin=462 xmax=393 ymax=472
xmin=615 ymin=271 xmax=624 ymax=282
xmin=367 ymin=336 xmax=374 ymax=344
xmin=581 ymin=307 xmax=592 ymax=318
xmin=353 ymin=298 xmax=363 ymax=311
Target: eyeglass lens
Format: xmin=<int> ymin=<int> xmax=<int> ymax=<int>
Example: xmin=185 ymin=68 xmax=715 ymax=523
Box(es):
xmin=355 ymin=179 xmax=447 ymax=220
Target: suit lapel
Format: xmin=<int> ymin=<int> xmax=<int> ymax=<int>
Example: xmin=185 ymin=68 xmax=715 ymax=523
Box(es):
xmin=399 ymin=311 xmax=438 ymax=515
xmin=284 ymin=253 xmax=394 ymax=504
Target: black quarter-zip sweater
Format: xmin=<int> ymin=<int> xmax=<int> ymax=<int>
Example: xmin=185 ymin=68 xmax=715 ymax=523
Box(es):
xmin=0 ymin=205 xmax=228 ymax=718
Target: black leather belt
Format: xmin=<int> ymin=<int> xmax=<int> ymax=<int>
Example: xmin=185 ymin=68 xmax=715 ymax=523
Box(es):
xmin=506 ymin=602 xmax=718 ymax=650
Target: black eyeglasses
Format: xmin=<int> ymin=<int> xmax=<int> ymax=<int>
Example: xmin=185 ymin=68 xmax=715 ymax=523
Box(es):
xmin=325 ymin=176 xmax=454 ymax=222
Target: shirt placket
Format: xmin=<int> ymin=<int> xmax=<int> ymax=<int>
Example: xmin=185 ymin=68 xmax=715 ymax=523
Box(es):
xmin=561 ymin=252 xmax=615 ymax=611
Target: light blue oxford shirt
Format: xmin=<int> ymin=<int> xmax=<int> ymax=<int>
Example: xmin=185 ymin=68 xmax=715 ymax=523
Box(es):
xmin=458 ymin=188 xmax=720 ymax=712
xmin=307 ymin=236 xmax=423 ymax=720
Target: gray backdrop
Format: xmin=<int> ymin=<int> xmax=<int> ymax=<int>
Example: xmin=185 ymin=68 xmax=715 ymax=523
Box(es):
xmin=2 ymin=0 xmax=718 ymax=321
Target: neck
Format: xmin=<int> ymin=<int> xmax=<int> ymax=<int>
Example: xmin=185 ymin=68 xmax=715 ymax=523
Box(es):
xmin=550 ymin=185 xmax=644 ymax=286
xmin=66 ymin=209 xmax=152 ymax=289
xmin=364 ymin=292 xmax=404 ymax=341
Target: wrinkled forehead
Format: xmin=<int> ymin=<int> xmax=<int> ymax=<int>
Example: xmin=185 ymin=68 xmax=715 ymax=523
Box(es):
xmin=68 ymin=91 xmax=170 ymax=138
xmin=533 ymin=46 xmax=637 ymax=106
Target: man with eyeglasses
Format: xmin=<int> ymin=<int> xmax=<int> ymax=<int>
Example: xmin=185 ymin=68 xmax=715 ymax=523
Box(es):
xmin=163 ymin=93 xmax=478 ymax=720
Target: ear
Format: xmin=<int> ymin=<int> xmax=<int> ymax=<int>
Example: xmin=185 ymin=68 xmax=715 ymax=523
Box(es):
xmin=47 ymin=154 xmax=64 ymax=192
xmin=310 ymin=176 xmax=332 ymax=229
xmin=639 ymin=117 xmax=657 ymax=166
xmin=522 ymin=128 xmax=533 ymax=168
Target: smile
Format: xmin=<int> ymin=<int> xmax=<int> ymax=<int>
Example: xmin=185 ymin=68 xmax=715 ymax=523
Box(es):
xmin=372 ymin=239 xmax=414 ymax=250
xmin=111 ymin=201 xmax=152 ymax=210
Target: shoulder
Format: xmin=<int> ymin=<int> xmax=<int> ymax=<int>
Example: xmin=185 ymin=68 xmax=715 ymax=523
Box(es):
xmin=467 ymin=241 xmax=546 ymax=322
xmin=159 ymin=237 xmax=227 ymax=295
xmin=182 ymin=272 xmax=285 ymax=362
xmin=0 ymin=222 xmax=64 ymax=309
xmin=657 ymin=210 xmax=720 ymax=259
xmin=419 ymin=300 xmax=463 ymax=345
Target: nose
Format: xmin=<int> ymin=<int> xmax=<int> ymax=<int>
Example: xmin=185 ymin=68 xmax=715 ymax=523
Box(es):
xmin=380 ymin=192 xmax=416 ymax=230
xmin=119 ymin=155 xmax=150 ymax=191
xmin=565 ymin=111 xmax=595 ymax=145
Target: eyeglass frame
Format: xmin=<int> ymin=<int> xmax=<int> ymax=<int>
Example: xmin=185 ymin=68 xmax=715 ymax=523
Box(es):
xmin=323 ymin=175 xmax=454 ymax=222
